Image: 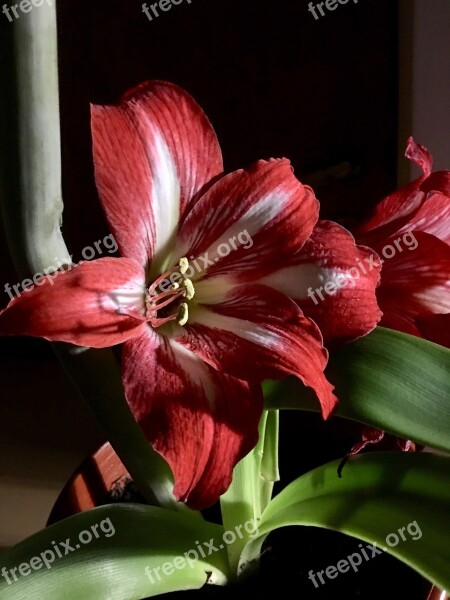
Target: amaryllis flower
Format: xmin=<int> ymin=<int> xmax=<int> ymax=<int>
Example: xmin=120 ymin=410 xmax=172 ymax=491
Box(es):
xmin=355 ymin=137 xmax=450 ymax=347
xmin=0 ymin=81 xmax=381 ymax=508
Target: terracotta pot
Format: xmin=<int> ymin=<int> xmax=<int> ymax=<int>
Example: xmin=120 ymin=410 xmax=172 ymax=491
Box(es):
xmin=47 ymin=442 xmax=132 ymax=525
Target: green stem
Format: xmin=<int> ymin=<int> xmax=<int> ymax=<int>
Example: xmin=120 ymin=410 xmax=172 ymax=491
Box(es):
xmin=220 ymin=410 xmax=279 ymax=577
xmin=0 ymin=0 xmax=187 ymax=513
xmin=0 ymin=0 xmax=68 ymax=274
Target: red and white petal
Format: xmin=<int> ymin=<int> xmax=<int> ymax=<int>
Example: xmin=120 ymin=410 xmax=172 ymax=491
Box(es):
xmin=416 ymin=313 xmax=450 ymax=348
xmin=173 ymin=158 xmax=319 ymax=283
xmin=356 ymin=186 xmax=424 ymax=244
xmin=91 ymin=81 xmax=223 ymax=269
xmin=175 ymin=284 xmax=337 ymax=419
xmin=0 ymin=258 xmax=146 ymax=347
xmin=259 ymin=221 xmax=382 ymax=345
xmin=397 ymin=192 xmax=450 ymax=246
xmin=355 ymin=137 xmax=433 ymax=241
xmin=377 ymin=232 xmax=450 ymax=336
xmin=122 ymin=329 xmax=262 ymax=509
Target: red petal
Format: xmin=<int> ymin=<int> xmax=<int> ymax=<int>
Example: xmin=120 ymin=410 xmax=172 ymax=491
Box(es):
xmin=397 ymin=192 xmax=450 ymax=246
xmin=347 ymin=428 xmax=415 ymax=456
xmin=176 ymin=284 xmax=337 ymax=419
xmin=416 ymin=313 xmax=450 ymax=348
xmin=349 ymin=428 xmax=385 ymax=456
xmin=356 ymin=184 xmax=424 ymax=243
xmin=259 ymin=221 xmax=382 ymax=345
xmin=355 ymin=137 xmax=434 ymax=241
xmin=173 ymin=158 xmax=318 ymax=283
xmin=376 ymin=232 xmax=450 ymax=336
xmin=405 ymin=136 xmax=433 ymax=177
xmin=421 ymin=171 xmax=450 ymax=197
xmin=122 ymin=330 xmax=262 ymax=509
xmin=91 ymin=81 xmax=223 ymax=269
xmin=0 ymin=258 xmax=146 ymax=347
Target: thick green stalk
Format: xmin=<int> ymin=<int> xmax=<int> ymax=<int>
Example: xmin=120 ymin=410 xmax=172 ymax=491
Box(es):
xmin=220 ymin=410 xmax=279 ymax=576
xmin=0 ymin=1 xmax=183 ymax=512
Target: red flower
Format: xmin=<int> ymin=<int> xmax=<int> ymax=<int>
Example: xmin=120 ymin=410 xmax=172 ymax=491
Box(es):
xmin=355 ymin=137 xmax=450 ymax=347
xmin=0 ymin=82 xmax=381 ymax=508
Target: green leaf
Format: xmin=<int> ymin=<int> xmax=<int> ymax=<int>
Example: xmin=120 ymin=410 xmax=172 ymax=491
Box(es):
xmin=264 ymin=327 xmax=450 ymax=453
xmin=0 ymin=504 xmax=230 ymax=600
xmin=239 ymin=452 xmax=450 ymax=590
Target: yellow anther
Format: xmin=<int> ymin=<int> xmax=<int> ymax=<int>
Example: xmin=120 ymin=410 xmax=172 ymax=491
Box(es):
xmin=184 ymin=278 xmax=195 ymax=300
xmin=179 ymin=257 xmax=189 ymax=275
xmin=177 ymin=302 xmax=189 ymax=326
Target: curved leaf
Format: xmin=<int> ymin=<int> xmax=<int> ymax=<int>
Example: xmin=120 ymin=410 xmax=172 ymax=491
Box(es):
xmin=264 ymin=327 xmax=450 ymax=452
xmin=0 ymin=504 xmax=230 ymax=599
xmin=239 ymin=452 xmax=450 ymax=591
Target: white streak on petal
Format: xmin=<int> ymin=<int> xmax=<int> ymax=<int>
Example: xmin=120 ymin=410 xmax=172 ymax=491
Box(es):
xmin=201 ymin=190 xmax=288 ymax=264
xmin=260 ymin=265 xmax=355 ymax=299
xmin=170 ymin=340 xmax=217 ymax=409
xmin=145 ymin=127 xmax=181 ymax=275
xmin=189 ymin=308 xmax=280 ymax=349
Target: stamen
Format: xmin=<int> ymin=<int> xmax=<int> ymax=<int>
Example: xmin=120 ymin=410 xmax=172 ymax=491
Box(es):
xmin=177 ymin=302 xmax=189 ymax=326
xmin=179 ymin=257 xmax=189 ymax=275
xmin=184 ymin=278 xmax=195 ymax=300
xmin=149 ymin=290 xmax=184 ymax=311
xmin=148 ymin=265 xmax=179 ymax=295
xmin=148 ymin=314 xmax=178 ymax=328
xmin=145 ymin=260 xmax=196 ymax=329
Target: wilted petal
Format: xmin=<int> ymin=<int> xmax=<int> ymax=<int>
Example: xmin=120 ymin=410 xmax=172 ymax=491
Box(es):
xmin=349 ymin=427 xmax=385 ymax=455
xmin=404 ymin=136 xmax=433 ymax=177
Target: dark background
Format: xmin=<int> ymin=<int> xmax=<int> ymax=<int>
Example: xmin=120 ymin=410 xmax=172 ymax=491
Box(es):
xmin=57 ymin=0 xmax=398 ymax=254
xmin=1 ymin=0 xmax=431 ymax=597
xmin=1 ymin=0 xmax=400 ymax=304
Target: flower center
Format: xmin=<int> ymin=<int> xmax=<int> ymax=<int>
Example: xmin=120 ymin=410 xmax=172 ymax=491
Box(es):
xmin=145 ymin=258 xmax=195 ymax=328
